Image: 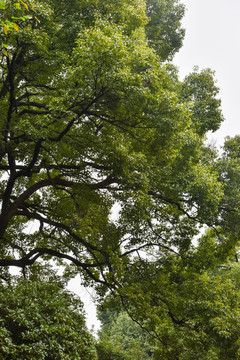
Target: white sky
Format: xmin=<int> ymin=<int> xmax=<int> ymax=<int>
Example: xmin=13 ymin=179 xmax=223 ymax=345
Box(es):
xmin=173 ymin=0 xmax=240 ymax=147
xmin=68 ymin=275 xmax=101 ymax=334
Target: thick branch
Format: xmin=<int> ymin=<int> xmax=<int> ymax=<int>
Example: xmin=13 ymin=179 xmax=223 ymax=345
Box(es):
xmin=19 ymin=109 xmax=49 ymax=116
xmin=14 ymin=209 xmax=103 ymax=254
xmin=0 ymin=248 xmax=111 ymax=286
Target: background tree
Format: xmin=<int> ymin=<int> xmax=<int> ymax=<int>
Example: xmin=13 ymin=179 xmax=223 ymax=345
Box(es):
xmin=97 ymin=304 xmax=154 ymax=360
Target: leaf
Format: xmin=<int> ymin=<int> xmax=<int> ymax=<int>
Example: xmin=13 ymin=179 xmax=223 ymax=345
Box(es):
xmin=13 ymin=23 xmax=19 ymax=32
xmin=35 ymin=16 xmax=40 ymax=23
xmin=14 ymin=2 xmax=21 ymax=10
xmin=0 ymin=1 xmax=5 ymax=10
xmin=19 ymin=0 xmax=29 ymax=11
xmin=3 ymin=24 xmax=9 ymax=35
xmin=12 ymin=16 xmax=28 ymax=21
xmin=3 ymin=49 xmax=8 ymax=57
xmin=23 ymin=2 xmax=29 ymax=11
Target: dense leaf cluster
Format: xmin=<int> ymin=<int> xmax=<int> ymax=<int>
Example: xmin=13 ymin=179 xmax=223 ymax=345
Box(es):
xmin=0 ymin=269 xmax=97 ymax=359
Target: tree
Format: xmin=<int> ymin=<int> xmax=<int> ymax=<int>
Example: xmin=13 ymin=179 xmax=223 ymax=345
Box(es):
xmin=0 ymin=0 xmax=225 ymax=284
xmin=1 ymin=0 xmax=240 ymax=357
xmin=97 ymin=304 xmax=154 ymax=360
xmin=0 ymin=267 xmax=97 ymax=359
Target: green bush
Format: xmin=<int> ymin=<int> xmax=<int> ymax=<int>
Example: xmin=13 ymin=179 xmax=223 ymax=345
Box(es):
xmin=0 ymin=279 xmax=97 ymax=360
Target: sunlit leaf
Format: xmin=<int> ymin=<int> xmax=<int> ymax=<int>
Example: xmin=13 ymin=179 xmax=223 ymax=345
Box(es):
xmin=14 ymin=2 xmax=21 ymax=9
xmin=3 ymin=24 xmax=9 ymax=35
xmin=13 ymin=23 xmax=19 ymax=32
xmin=19 ymin=0 xmax=29 ymax=11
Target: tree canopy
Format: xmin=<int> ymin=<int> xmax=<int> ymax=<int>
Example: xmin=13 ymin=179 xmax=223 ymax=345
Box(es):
xmin=1 ymin=0 xmax=240 ymax=358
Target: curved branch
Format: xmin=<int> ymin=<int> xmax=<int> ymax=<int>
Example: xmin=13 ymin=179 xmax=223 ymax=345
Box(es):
xmin=19 ymin=109 xmax=49 ymax=116
xmin=0 ymin=248 xmax=111 ymax=286
xmin=14 ymin=209 xmax=101 ymax=253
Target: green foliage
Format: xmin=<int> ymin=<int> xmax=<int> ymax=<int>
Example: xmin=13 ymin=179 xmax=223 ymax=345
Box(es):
xmin=1 ymin=0 xmax=240 ymax=358
xmin=145 ymin=0 xmax=186 ymax=60
xmin=0 ymin=273 xmax=97 ymax=359
xmin=112 ymin=257 xmax=240 ymax=360
xmin=96 ymin=340 xmax=131 ymax=360
xmin=0 ymin=0 xmax=224 ymax=284
xmin=180 ymin=67 xmax=224 ymax=135
xmin=0 ymin=1 xmax=37 ymax=36
xmin=97 ymin=307 xmax=154 ymax=360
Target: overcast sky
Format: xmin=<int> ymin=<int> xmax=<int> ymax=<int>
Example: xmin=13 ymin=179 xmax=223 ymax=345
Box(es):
xmin=173 ymin=0 xmax=240 ymax=147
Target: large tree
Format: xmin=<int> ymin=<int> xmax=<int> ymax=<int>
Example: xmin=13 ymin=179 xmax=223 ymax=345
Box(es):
xmin=1 ymin=0 xmax=240 ymax=357
xmin=0 ymin=0 xmax=225 ymax=283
